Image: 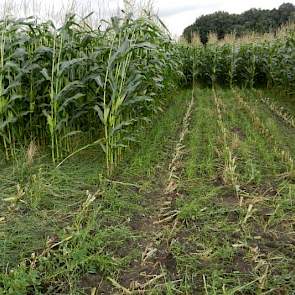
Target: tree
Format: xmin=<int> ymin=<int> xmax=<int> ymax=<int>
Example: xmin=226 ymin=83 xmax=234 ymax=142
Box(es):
xmin=183 ymin=3 xmax=295 ymax=44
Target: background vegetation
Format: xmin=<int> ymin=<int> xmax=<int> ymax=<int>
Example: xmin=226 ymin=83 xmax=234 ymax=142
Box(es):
xmin=183 ymin=3 xmax=295 ymax=43
xmin=1 ymin=1 xmax=295 ymax=294
xmin=182 ymin=24 xmax=295 ymax=95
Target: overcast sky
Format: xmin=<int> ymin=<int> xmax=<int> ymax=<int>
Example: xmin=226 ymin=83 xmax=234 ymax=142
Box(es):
xmin=157 ymin=0 xmax=295 ymax=36
xmin=2 ymin=0 xmax=295 ymax=36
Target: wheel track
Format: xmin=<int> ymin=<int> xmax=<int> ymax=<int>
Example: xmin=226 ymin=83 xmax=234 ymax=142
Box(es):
xmin=111 ymin=93 xmax=195 ymax=294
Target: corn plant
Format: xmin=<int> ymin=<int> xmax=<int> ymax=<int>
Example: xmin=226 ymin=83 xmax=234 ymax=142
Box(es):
xmin=0 ymin=12 xmax=183 ymax=174
xmin=186 ymin=25 xmax=295 ymax=94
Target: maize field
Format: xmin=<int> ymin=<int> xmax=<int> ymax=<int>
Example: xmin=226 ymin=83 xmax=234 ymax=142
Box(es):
xmin=0 ymin=13 xmax=183 ymax=173
xmin=1 ymin=14 xmax=295 ymax=172
xmin=184 ymin=27 xmax=295 ymax=94
xmin=1 ymin=7 xmax=295 ymax=295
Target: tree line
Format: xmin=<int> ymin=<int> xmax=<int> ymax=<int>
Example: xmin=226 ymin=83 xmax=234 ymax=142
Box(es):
xmin=183 ymin=3 xmax=295 ymax=44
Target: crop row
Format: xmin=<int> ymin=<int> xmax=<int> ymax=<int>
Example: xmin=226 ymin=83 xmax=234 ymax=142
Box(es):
xmin=0 ymin=14 xmax=183 ymax=173
xmin=261 ymin=97 xmax=295 ymax=128
xmin=233 ymin=90 xmax=294 ymax=174
xmin=184 ymin=28 xmax=295 ymax=94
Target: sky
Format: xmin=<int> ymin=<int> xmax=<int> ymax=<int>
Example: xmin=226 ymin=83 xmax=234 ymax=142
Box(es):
xmin=157 ymin=0 xmax=295 ymax=36
xmin=1 ymin=0 xmax=295 ymax=36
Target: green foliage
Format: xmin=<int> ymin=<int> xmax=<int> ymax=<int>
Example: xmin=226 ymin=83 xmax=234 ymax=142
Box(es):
xmin=184 ymin=28 xmax=295 ymax=95
xmin=0 ymin=168 xmax=138 ymax=294
xmin=0 ymin=264 xmax=40 ymax=295
xmin=0 ymin=91 xmax=189 ymax=294
xmin=0 ymin=13 xmax=183 ymax=174
xmin=183 ymin=3 xmax=295 ymax=44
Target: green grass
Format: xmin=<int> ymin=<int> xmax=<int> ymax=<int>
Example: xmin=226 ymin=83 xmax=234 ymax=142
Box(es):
xmin=0 ymin=150 xmax=140 ymax=294
xmin=166 ymin=87 xmax=295 ymax=294
xmin=0 ymin=89 xmax=191 ymax=294
xmin=0 ymin=87 xmax=295 ymax=294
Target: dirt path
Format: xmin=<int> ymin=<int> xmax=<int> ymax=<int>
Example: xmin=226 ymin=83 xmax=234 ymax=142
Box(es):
xmin=110 ymin=94 xmax=195 ymax=294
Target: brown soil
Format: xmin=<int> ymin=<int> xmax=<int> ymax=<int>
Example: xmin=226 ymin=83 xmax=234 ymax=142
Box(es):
xmin=231 ymin=127 xmax=246 ymax=140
